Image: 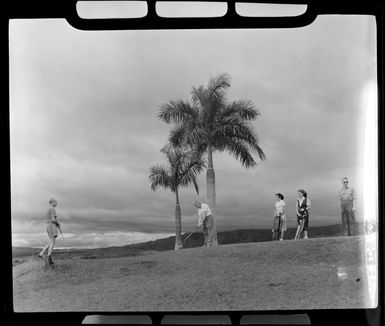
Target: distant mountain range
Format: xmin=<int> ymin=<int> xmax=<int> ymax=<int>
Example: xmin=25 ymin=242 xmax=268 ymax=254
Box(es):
xmin=12 ymin=224 xmax=348 ymax=261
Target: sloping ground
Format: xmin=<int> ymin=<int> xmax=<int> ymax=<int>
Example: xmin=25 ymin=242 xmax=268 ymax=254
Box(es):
xmin=12 ymin=224 xmax=348 ymax=263
xmin=13 ymin=235 xmax=374 ymax=312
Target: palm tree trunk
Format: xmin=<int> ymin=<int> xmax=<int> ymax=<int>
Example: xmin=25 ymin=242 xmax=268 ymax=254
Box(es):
xmin=206 ymin=143 xmax=219 ymax=246
xmin=174 ymin=188 xmax=183 ymax=250
xmin=206 ymin=143 xmax=216 ymax=211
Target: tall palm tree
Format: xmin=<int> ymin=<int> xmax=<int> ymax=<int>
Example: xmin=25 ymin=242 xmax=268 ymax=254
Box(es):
xmin=158 ymin=73 xmax=266 ymax=213
xmin=149 ymin=143 xmax=206 ymax=250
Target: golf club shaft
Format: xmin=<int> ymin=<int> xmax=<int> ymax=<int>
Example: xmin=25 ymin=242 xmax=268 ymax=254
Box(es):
xmin=183 ymin=226 xmax=198 ymax=242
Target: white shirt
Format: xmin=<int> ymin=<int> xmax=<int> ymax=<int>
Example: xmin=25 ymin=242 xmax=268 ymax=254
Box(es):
xmin=197 ymin=203 xmax=212 ymax=226
xmin=339 ymin=187 xmax=355 ymax=201
xmin=275 ymin=200 xmax=286 ymax=216
xmin=46 ymin=207 xmax=57 ymax=224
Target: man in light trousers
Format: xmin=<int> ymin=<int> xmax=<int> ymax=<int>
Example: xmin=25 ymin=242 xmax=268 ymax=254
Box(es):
xmin=339 ymin=177 xmax=357 ymax=236
xmin=193 ymin=201 xmax=218 ymax=247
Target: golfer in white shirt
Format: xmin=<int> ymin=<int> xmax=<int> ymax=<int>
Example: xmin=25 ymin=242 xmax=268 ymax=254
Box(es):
xmin=193 ymin=201 xmax=218 ymax=247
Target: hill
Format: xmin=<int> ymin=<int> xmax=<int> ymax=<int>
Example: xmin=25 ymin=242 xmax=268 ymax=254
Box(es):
xmin=12 ymin=235 xmax=374 ymax=312
xmin=12 ymin=224 xmax=346 ymax=263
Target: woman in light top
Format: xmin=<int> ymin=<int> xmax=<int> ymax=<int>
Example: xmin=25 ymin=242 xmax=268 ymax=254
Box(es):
xmin=193 ymin=200 xmax=218 ymax=247
xmin=295 ymin=189 xmax=311 ymax=239
xmin=38 ymin=198 xmax=60 ymax=265
xmin=272 ymin=193 xmax=287 ymax=241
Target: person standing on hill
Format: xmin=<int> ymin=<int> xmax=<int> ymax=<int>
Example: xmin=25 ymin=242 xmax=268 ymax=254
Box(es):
xmin=193 ymin=200 xmax=218 ymax=247
xmin=38 ymin=198 xmax=61 ymax=265
xmin=339 ymin=177 xmax=357 ymax=236
xmin=272 ymin=193 xmax=287 ymax=241
xmin=295 ymin=189 xmax=311 ymax=239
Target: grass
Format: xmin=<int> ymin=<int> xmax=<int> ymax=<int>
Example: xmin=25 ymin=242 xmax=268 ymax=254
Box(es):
xmin=12 ymin=235 xmax=374 ymax=312
xmin=12 ymin=224 xmax=351 ymax=265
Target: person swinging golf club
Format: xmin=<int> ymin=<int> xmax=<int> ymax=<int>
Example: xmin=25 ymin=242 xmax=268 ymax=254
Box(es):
xmin=38 ymin=197 xmax=62 ymax=265
xmin=193 ymin=200 xmax=218 ymax=247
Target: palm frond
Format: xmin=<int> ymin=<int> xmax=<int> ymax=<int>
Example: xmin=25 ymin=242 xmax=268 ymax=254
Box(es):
xmin=179 ymin=173 xmax=200 ymax=195
xmin=195 ymin=74 xmax=230 ymax=125
xmin=206 ymin=73 xmax=231 ymax=105
xmin=158 ymin=72 xmax=265 ymax=176
xmin=169 ymin=126 xmax=186 ymax=147
xmin=155 ymin=142 xmax=206 ymax=193
xmin=222 ymin=140 xmax=257 ymax=169
xmin=149 ymin=165 xmax=172 ymax=191
xmin=161 ymin=144 xmax=184 ymax=173
xmin=221 ymin=100 xmax=260 ymax=121
xmin=184 ymin=124 xmax=209 ymax=148
xmin=191 ymin=86 xmax=207 ymax=108
xmin=158 ymin=100 xmax=197 ymax=124
xmin=179 ymin=155 xmax=206 ymax=180
xmin=213 ymin=120 xmax=266 ymax=161
xmin=178 ymin=168 xmax=202 ymax=192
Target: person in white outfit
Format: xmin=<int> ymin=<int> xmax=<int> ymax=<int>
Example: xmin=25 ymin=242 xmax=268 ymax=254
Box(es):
xmin=38 ymin=198 xmax=60 ymax=265
xmin=272 ymin=193 xmax=287 ymax=241
xmin=193 ymin=201 xmax=218 ymax=247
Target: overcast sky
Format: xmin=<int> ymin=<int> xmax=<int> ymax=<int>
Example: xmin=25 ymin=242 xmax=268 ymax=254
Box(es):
xmin=9 ymin=13 xmax=377 ymax=248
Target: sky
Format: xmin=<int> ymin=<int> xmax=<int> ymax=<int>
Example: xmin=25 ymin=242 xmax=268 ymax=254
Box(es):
xmin=9 ymin=12 xmax=377 ymax=248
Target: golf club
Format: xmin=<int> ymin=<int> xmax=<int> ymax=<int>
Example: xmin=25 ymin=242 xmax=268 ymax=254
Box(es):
xmin=183 ymin=226 xmax=199 ymax=242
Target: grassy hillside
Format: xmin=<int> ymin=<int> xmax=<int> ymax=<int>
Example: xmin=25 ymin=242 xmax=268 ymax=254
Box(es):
xmin=12 ymin=224 xmax=346 ymax=263
xmin=12 ymin=235 xmax=373 ymax=312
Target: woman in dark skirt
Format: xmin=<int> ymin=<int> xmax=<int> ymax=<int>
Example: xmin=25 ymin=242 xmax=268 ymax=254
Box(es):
xmin=295 ymin=189 xmax=311 ymax=239
xmin=38 ymin=198 xmax=60 ymax=264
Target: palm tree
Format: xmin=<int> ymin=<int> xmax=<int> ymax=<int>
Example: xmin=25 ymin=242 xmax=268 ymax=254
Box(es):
xmin=149 ymin=143 xmax=206 ymax=250
xmin=158 ymin=73 xmax=266 ymax=213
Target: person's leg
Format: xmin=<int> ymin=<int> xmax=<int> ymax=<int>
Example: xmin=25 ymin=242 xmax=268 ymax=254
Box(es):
xmin=303 ymin=216 xmax=309 ymax=239
xmin=39 ymin=224 xmax=51 ymax=256
xmin=341 ymin=202 xmax=349 ymax=235
xmin=212 ymin=223 xmax=218 ymax=246
xmin=207 ymin=224 xmax=214 ymax=246
xmin=280 ymin=216 xmax=286 ymax=240
xmin=278 ymin=218 xmax=283 ymax=240
xmin=294 ymin=217 xmax=301 ymax=239
xmin=203 ymin=226 xmax=208 ymax=247
xmin=349 ymin=210 xmax=357 ymax=235
xmin=346 ymin=201 xmax=356 ymax=235
xmin=273 ymin=217 xmax=279 ymax=240
xmin=38 ymin=244 xmax=49 ymax=257
xmin=297 ymin=217 xmax=305 ymax=239
xmin=47 ymin=237 xmax=56 ymax=256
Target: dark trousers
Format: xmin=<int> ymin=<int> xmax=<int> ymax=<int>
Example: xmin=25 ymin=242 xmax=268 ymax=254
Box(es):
xmin=341 ymin=200 xmax=356 ymax=235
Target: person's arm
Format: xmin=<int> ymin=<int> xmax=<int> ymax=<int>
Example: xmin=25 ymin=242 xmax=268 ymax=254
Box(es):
xmin=352 ymin=189 xmax=356 ymax=211
xmin=296 ymin=200 xmax=299 ymax=215
xmin=338 ymin=189 xmax=342 ymax=201
xmin=306 ymin=198 xmax=311 ymax=211
xmin=197 ymin=209 xmax=207 ymax=227
xmin=50 ymin=208 xmax=60 ymax=226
